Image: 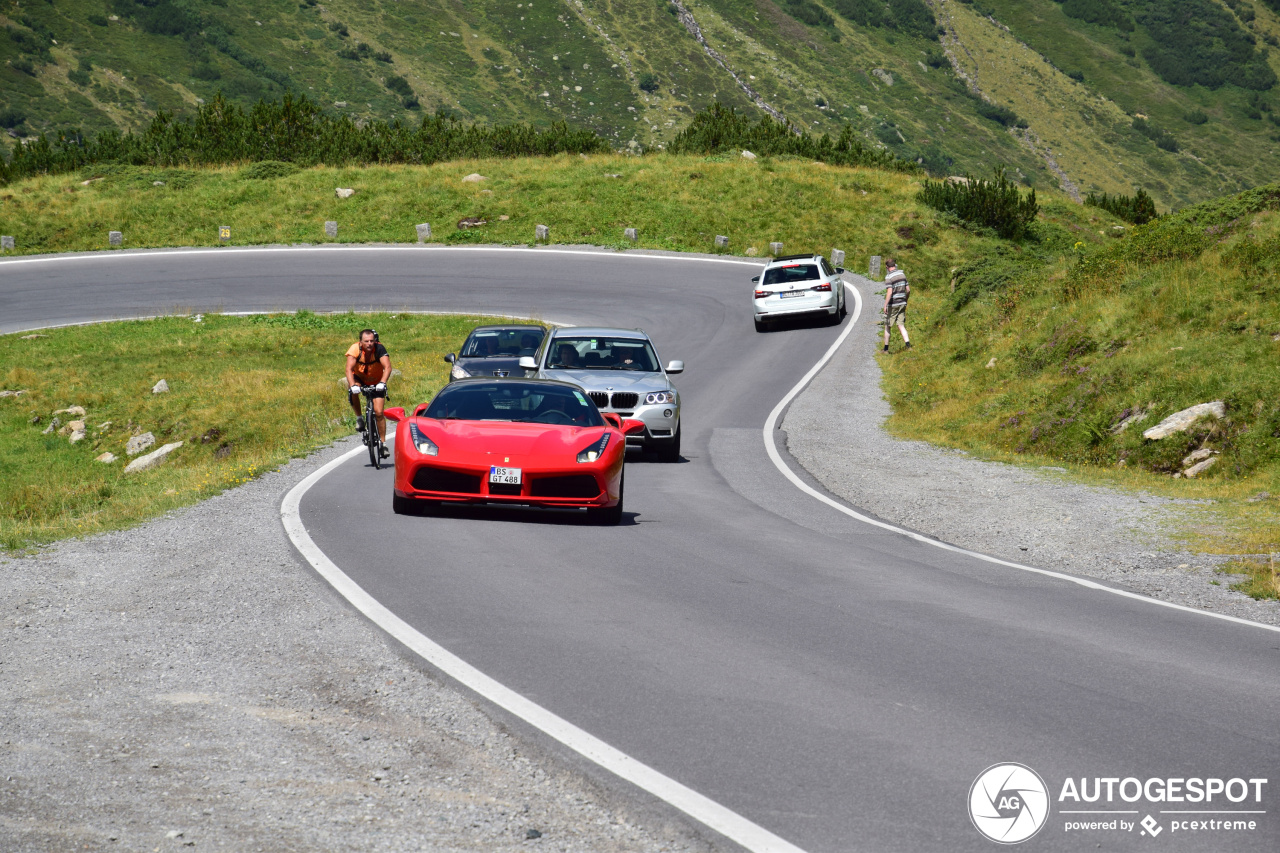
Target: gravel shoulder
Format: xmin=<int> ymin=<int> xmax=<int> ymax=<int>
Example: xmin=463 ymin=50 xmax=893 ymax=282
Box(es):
xmin=785 ymin=275 xmax=1280 ymax=629
xmin=0 ymin=436 xmax=718 ymax=853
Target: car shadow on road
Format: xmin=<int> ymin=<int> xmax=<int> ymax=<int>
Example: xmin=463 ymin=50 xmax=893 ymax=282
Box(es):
xmin=756 ymin=312 xmax=844 ymax=333
xmin=398 ymin=502 xmax=641 ymax=527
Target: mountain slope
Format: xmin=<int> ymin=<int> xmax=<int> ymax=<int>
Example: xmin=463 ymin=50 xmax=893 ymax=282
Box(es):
xmin=3 ymin=0 xmax=1280 ymax=208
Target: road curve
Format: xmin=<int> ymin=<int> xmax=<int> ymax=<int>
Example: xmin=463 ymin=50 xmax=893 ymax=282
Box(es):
xmin=3 ymin=247 xmax=1277 ymax=853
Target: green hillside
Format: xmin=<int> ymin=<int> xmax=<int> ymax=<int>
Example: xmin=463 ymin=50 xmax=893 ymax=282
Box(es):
xmin=3 ymin=0 xmax=1280 ymax=208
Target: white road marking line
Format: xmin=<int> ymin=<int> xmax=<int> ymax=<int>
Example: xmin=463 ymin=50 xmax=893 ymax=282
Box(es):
xmin=764 ymin=283 xmax=1280 ymax=635
xmin=280 ymin=443 xmax=807 ymax=853
xmin=0 ymin=245 xmax=764 ymax=267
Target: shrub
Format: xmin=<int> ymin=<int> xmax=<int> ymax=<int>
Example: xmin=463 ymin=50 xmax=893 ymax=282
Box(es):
xmin=1057 ymin=0 xmax=1134 ymax=31
xmin=1138 ymin=0 xmax=1277 ymax=91
xmin=373 ymin=51 xmax=392 ymax=63
xmin=11 ymin=58 xmax=36 ymax=76
xmin=68 ymin=68 xmax=91 ymax=87
xmin=831 ymin=0 xmax=938 ymax=40
xmin=667 ymin=102 xmax=919 ymax=173
xmin=385 ymin=75 xmax=413 ymax=99
xmin=1067 ymin=70 xmax=1085 ymax=82
xmin=638 ymin=72 xmax=660 ymax=93
xmin=1132 ymin=118 xmax=1179 ymax=153
xmin=974 ymin=99 xmax=1022 ymax=127
xmin=779 ymin=0 xmax=835 ymax=29
xmin=1085 ymin=188 xmax=1158 ymax=224
xmin=1184 ymin=109 xmax=1209 ymax=125
xmin=88 ymin=14 xmax=109 ymax=26
xmin=917 ymin=168 xmax=1039 ymax=239
xmin=239 ymin=160 xmax=300 ymax=180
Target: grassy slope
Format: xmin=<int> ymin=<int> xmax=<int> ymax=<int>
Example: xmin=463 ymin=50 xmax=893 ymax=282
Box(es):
xmin=5 ymin=0 xmax=1279 ymax=205
xmin=962 ymin=0 xmax=1280 ymax=207
xmin=0 ymin=311 xmax=489 ymax=551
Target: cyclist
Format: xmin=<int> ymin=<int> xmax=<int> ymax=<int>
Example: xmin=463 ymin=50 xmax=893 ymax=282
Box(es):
xmin=346 ymin=328 xmax=391 ymax=457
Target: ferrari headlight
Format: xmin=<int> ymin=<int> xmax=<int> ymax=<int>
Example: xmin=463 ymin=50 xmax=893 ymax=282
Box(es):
xmin=644 ymin=390 xmax=676 ymax=405
xmin=576 ymin=432 xmax=611 ymax=464
xmin=408 ymin=422 xmax=439 ymax=456
xmin=450 ymin=363 xmax=471 ymax=380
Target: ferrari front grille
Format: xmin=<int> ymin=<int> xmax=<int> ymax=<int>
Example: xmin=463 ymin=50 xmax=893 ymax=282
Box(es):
xmin=610 ymin=392 xmax=638 ymax=409
xmin=412 ymin=466 xmax=481 ymax=494
xmin=488 ymin=482 xmax=523 ymax=496
xmin=530 ymin=474 xmax=600 ymax=498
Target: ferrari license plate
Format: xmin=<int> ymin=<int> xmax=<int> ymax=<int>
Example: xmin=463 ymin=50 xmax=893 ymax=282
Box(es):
xmin=489 ymin=466 xmax=522 ymax=485
xmin=780 ymin=290 xmax=805 ymax=298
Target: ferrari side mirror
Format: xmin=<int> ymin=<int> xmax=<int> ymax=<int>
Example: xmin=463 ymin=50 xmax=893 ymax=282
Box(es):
xmin=383 ymin=407 xmax=406 ymax=423
xmin=622 ymin=419 xmax=648 ymax=436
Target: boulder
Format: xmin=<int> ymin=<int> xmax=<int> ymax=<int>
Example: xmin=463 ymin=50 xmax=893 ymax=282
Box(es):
xmin=871 ymin=68 xmax=895 ymax=86
xmin=1110 ymin=406 xmax=1151 ymax=435
xmin=741 ymin=150 xmax=756 ymax=160
xmin=335 ymin=187 xmax=356 ymax=199
xmin=67 ymin=421 xmax=87 ymax=444
xmin=124 ymin=441 xmax=183 ymax=474
xmin=0 ymin=389 xmax=28 ymax=398
xmin=19 ymin=334 xmax=48 ymax=340
xmin=96 ymin=452 xmax=117 ymax=464
xmin=457 ymin=217 xmax=488 ymax=229
xmin=461 ymin=173 xmax=486 ymax=183
xmin=152 ymin=379 xmax=169 ymax=394
xmin=1181 ymin=448 xmax=1216 ymax=467
xmin=986 ymin=358 xmax=997 ymax=369
xmin=43 ymin=417 xmax=60 ymax=435
xmin=1183 ymin=457 xmax=1219 ymax=479
xmin=1142 ymin=402 xmax=1225 ymax=440
xmin=54 ymin=406 xmax=86 ymax=417
xmin=126 ymin=432 xmax=156 ymax=456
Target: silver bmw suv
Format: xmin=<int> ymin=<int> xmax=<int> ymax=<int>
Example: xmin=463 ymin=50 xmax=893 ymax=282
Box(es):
xmin=520 ymin=327 xmax=684 ymax=461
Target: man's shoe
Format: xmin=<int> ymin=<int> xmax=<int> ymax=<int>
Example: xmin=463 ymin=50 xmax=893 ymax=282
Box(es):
xmin=356 ymin=419 xmax=366 ymax=433
xmin=905 ymin=341 xmax=913 ymax=349
xmin=379 ymin=445 xmax=390 ymax=459
xmin=883 ymin=345 xmax=889 ymax=353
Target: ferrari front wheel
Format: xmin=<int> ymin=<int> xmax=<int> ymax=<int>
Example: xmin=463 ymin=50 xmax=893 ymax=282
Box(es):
xmin=588 ymin=472 xmax=624 ymax=526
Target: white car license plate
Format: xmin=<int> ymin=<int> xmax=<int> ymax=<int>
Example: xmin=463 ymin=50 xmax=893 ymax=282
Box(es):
xmin=780 ymin=290 xmax=805 ymax=298
xmin=489 ymin=466 xmax=522 ymax=485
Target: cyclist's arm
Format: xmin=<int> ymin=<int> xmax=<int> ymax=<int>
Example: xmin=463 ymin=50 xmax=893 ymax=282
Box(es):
xmin=378 ymin=353 xmax=391 ymax=385
xmin=346 ymin=354 xmax=360 ymax=388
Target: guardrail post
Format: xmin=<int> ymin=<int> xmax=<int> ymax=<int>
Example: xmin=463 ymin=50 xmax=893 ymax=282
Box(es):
xmin=869 ymin=255 xmax=882 ymax=280
xmin=415 ymin=223 xmax=431 ymax=243
xmin=108 ymin=231 xmax=123 ymax=247
xmin=831 ymin=248 xmax=845 ymax=268
xmin=714 ymin=235 xmax=729 ymax=249
xmin=769 ymin=241 xmax=783 ymax=256
xmin=0 ymin=236 xmax=13 ymax=251
xmin=324 ymin=221 xmax=338 ymax=238
xmin=535 ymin=224 xmax=549 ymax=242
xmin=624 ymin=227 xmax=637 ymax=242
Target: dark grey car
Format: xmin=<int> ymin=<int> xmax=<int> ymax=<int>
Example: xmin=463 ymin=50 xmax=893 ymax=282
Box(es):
xmin=444 ymin=324 xmax=547 ymax=383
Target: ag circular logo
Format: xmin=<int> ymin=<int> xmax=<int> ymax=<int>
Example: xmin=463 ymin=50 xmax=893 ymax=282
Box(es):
xmin=969 ymin=763 xmax=1050 ymax=844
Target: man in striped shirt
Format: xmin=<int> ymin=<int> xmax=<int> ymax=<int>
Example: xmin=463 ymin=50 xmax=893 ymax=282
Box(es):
xmin=881 ymin=258 xmax=912 ymax=353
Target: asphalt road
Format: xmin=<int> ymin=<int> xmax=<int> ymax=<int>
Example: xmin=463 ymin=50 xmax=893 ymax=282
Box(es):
xmin=4 ymin=247 xmax=1277 ymax=853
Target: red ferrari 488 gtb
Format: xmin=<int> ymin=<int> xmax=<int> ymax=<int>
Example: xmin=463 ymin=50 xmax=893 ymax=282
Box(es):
xmin=384 ymin=379 xmax=646 ymax=524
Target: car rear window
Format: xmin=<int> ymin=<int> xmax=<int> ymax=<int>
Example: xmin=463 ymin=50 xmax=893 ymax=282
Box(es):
xmin=763 ymin=264 xmax=820 ymax=285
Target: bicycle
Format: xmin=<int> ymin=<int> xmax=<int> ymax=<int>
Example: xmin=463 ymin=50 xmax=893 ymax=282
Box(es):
xmin=356 ymin=384 xmax=389 ymax=469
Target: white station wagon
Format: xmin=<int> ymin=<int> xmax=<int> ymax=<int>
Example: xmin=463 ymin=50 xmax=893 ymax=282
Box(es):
xmin=752 ymin=253 xmax=846 ymax=331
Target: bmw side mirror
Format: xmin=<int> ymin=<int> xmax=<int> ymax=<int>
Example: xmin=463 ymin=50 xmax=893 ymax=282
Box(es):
xmin=665 ymin=360 xmax=684 ymax=374
xmin=444 ymin=353 xmax=456 ymax=363
xmin=518 ymin=356 xmax=537 ymax=370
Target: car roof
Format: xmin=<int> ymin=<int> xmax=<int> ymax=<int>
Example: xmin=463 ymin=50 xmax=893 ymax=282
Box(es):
xmin=549 ymin=327 xmax=649 ymax=340
xmin=764 ymin=253 xmax=822 ymax=267
xmin=466 ymin=324 xmax=546 ymax=334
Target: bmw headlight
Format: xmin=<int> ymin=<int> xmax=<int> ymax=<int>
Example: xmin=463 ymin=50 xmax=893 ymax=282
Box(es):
xmin=408 ymin=422 xmax=439 ymax=456
xmin=450 ymin=363 xmax=471 ymax=380
xmin=576 ymin=432 xmax=611 ymax=464
xmin=644 ymin=390 xmax=676 ymax=405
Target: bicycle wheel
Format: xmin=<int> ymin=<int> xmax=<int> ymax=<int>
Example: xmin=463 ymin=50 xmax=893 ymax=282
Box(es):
xmin=366 ymin=399 xmax=380 ymax=469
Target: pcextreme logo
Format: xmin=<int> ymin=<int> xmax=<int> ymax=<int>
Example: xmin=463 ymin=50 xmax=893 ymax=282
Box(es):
xmin=969 ymin=763 xmax=1051 ymax=844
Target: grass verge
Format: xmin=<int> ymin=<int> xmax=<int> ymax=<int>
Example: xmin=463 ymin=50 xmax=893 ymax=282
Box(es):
xmin=0 ymin=311 xmax=491 ymax=552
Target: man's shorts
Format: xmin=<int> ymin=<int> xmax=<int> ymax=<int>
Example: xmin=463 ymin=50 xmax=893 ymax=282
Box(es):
xmin=886 ymin=303 xmax=908 ymax=326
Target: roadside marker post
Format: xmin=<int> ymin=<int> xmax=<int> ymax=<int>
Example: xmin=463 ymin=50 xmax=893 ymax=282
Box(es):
xmin=869 ymin=255 xmax=881 ymax=280
xmin=624 ymin=227 xmax=637 ymax=242
xmin=108 ymin=231 xmax=123 ymax=247
xmin=0 ymin=236 xmax=13 ymax=251
xmin=831 ymin=248 xmax=845 ymax=268
xmin=218 ymin=225 xmax=231 ymax=243
xmin=535 ymin=224 xmax=549 ymax=242
xmin=715 ymin=235 xmax=729 ymax=249
xmin=415 ymin=223 xmax=431 ymax=243
xmin=324 ymin=221 xmax=338 ymax=239
xmin=769 ymin=241 xmax=783 ymax=256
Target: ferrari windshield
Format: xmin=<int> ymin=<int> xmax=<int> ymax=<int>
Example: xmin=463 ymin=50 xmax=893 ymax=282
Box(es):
xmin=424 ymin=382 xmax=604 ymax=426
xmin=461 ymin=327 xmax=545 ymax=358
xmin=546 ymin=336 xmax=659 ymax=371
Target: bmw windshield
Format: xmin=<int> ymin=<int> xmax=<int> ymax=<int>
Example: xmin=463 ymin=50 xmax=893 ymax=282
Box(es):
xmin=547 ymin=336 xmax=659 ymax=371
xmin=425 ymin=382 xmax=604 ymax=426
